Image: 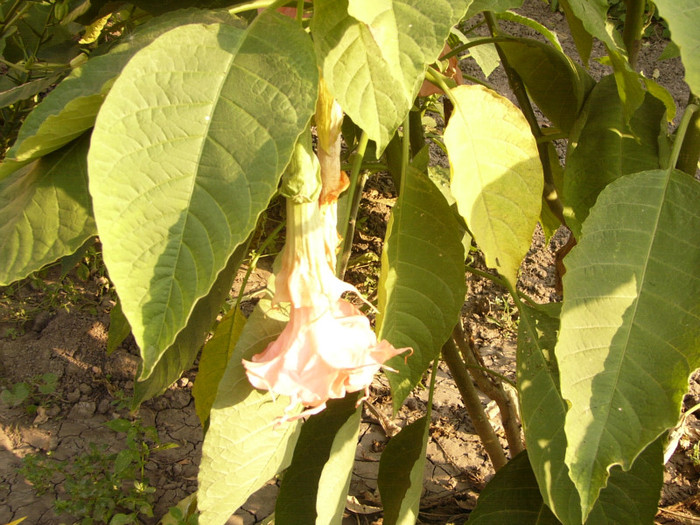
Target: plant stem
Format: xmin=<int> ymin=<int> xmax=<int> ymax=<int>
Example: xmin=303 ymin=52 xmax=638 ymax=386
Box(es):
xmin=483 ymin=12 xmax=567 ymax=227
xmin=400 ymin=113 xmax=410 ymax=185
xmin=409 ymin=109 xmax=424 ymax=158
xmin=442 ymin=338 xmax=507 ymax=471
xmin=295 ymin=0 xmax=304 ymax=23
xmin=337 ymin=132 xmax=370 ymax=278
xmin=1 ymin=0 xmax=29 ymax=34
xmin=233 ymin=220 xmax=285 ymax=311
xmin=622 ymin=0 xmax=645 ymax=69
xmin=452 ymin=325 xmax=523 ymax=456
xmin=464 ymin=265 xmax=509 ymax=288
xmin=675 ymin=98 xmax=700 ymax=176
xmin=426 ymin=358 xmax=438 ymax=419
xmin=440 ymin=36 xmax=515 ymax=60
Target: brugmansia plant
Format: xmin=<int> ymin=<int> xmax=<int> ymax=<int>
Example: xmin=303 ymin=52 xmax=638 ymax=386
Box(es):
xmin=1 ymin=0 xmax=699 ymax=523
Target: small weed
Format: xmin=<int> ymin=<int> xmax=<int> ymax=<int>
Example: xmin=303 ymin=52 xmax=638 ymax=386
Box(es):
xmin=690 ymin=442 xmax=700 ymax=467
xmin=0 ymin=373 xmax=58 ymax=413
xmin=0 ymin=243 xmax=110 ymax=333
xmin=20 ymin=417 xmax=176 ymax=524
xmin=162 ymin=496 xmax=199 ymax=525
xmin=485 ymin=296 xmax=519 ymax=334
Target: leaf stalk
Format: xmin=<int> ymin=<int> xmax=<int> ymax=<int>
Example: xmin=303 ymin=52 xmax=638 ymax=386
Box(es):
xmin=674 ymin=99 xmax=700 ymax=175
xmin=337 ymin=132 xmax=370 ymax=278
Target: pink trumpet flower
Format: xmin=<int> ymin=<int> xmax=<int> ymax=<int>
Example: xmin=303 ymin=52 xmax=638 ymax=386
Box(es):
xmin=242 ymin=299 xmax=407 ymax=419
xmin=243 ymin=84 xmax=408 ymax=420
xmin=242 ymin=195 xmax=408 ymax=419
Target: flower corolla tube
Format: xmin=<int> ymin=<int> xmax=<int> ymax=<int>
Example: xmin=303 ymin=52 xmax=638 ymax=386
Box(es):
xmin=243 ymin=117 xmax=408 ymax=420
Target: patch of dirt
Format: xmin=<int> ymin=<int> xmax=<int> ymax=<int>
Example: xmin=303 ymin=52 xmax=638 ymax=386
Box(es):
xmin=1 ymin=1 xmax=698 ymax=524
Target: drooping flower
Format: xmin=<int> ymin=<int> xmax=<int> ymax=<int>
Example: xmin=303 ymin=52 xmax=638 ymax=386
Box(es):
xmin=242 ymin=121 xmax=409 ymax=419
xmin=242 ymin=299 xmax=406 ymax=418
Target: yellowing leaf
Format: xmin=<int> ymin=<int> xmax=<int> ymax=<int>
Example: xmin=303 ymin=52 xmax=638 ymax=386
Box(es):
xmin=445 ymin=85 xmax=542 ymax=287
xmin=79 ymin=13 xmax=112 ymax=44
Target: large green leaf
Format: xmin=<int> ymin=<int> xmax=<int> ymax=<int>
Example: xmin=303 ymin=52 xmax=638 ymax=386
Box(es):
xmin=563 ymin=75 xmax=665 ymax=238
xmin=88 ymin=11 xmax=318 ymax=380
xmin=132 ymin=238 xmax=250 ymax=407
xmin=556 ymin=169 xmax=700 ymax=520
xmin=315 ymin=400 xmax=362 ymax=524
xmin=445 ymin=84 xmax=543 ymax=288
xmin=0 ymin=9 xmax=239 ymax=181
xmin=0 ymin=134 xmax=95 ymax=285
xmin=275 ymin=395 xmax=362 ymax=525
xmin=377 ymin=415 xmax=430 ymax=525
xmin=650 ymin=0 xmax=700 ymax=94
xmin=498 ymin=38 xmax=594 ymax=134
xmin=467 ymin=451 xmax=559 ymax=524
xmin=192 ymin=307 xmax=247 ymax=426
xmin=313 ymin=0 xmax=469 ymax=153
xmin=518 ymin=304 xmax=665 ymax=525
xmin=198 ymin=297 xmax=302 ymax=524
xmin=376 ymin=152 xmax=466 ymax=411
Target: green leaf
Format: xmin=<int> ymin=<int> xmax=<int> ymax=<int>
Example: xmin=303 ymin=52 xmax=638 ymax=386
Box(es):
xmin=497 ymin=37 xmax=594 ymax=134
xmin=556 ymin=169 xmax=700 ymax=520
xmin=652 ymin=0 xmax=700 ymax=94
xmin=0 ymin=75 xmax=61 ymax=110
xmin=592 ymin=437 xmax=665 ymax=525
xmin=114 ymin=449 xmax=136 ymax=476
xmin=517 ymin=303 xmax=664 ymax=525
xmin=0 ymin=10 xmax=239 ymax=181
xmin=377 ymin=415 xmax=430 ymax=525
xmin=88 ymin=11 xmax=318 ymax=380
xmin=0 ymin=134 xmax=95 ymax=285
xmin=559 ymin=0 xmax=622 ymax=52
xmin=451 ymin=29 xmax=500 ymax=79
xmin=376 ymin=151 xmax=466 ymax=411
xmin=192 ymin=307 xmax=247 ymax=426
xmin=445 ymin=84 xmax=543 ymax=288
xmin=467 ymin=451 xmax=559 ymax=524
xmin=465 ymin=0 xmax=523 ymax=18
xmin=107 ymin=299 xmax=132 ymax=355
xmin=559 ymin=0 xmax=593 ymax=65
xmin=105 ymin=418 xmax=133 ymax=433
xmin=563 ymin=75 xmax=665 ymax=238
xmin=197 ymin=297 xmax=302 ymax=524
xmin=497 ymin=12 xmax=563 ymax=51
xmin=560 ymin=0 xmax=644 ymax=117
xmin=313 ymin=0 xmax=469 ymax=153
xmin=606 ymin=49 xmax=646 ymax=121
xmin=275 ymin=395 xmax=362 ymax=525
xmin=132 ymin=239 xmax=250 ymax=407
xmin=110 ymin=513 xmax=135 ymax=525
xmin=642 ymin=77 xmax=676 ymax=122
